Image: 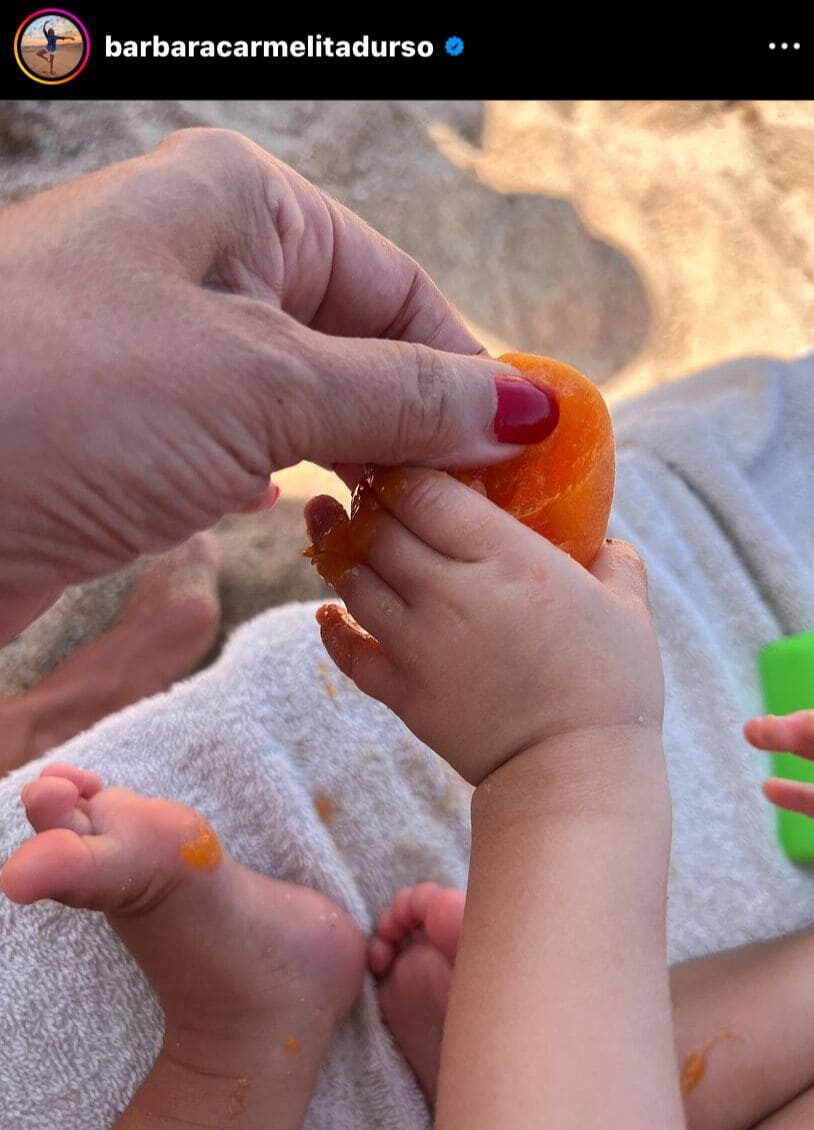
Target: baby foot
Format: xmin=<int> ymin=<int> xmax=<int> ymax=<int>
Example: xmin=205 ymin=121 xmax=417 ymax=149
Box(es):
xmin=1 ymin=764 xmax=365 ymax=1130
xmin=370 ymin=882 xmax=465 ymax=1103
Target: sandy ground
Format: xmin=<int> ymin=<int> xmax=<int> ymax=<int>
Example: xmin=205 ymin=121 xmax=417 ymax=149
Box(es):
xmin=0 ymin=99 xmax=812 ymax=694
xmin=20 ymin=43 xmax=83 ymax=80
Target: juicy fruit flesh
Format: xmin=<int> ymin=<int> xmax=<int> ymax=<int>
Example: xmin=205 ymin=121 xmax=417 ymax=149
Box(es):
xmin=455 ymin=352 xmax=616 ymax=567
xmin=305 ymin=352 xmax=616 ymax=576
xmin=303 ymin=486 xmax=380 ymax=590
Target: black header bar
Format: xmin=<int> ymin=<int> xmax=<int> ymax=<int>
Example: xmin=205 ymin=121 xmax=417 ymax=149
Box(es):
xmin=2 ymin=7 xmax=811 ymax=99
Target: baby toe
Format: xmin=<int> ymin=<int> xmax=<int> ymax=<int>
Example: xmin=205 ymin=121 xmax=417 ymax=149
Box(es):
xmin=0 ymin=827 xmax=92 ymax=906
xmin=409 ymin=882 xmax=442 ymax=923
xmin=22 ymin=776 xmax=92 ymax=835
xmin=369 ymin=935 xmax=396 ymax=977
xmin=40 ymin=763 xmax=103 ymax=799
xmin=393 ymin=887 xmax=422 ymax=932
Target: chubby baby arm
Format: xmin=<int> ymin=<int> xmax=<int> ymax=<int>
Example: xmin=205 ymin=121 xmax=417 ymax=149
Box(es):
xmin=307 ymin=470 xmax=684 ymax=1129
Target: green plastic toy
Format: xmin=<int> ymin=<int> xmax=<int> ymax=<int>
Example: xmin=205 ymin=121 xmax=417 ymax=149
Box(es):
xmin=758 ymin=630 xmax=814 ymax=863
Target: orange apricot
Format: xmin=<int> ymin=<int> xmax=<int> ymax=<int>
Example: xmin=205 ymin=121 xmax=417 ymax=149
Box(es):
xmin=305 ymin=351 xmax=614 ymax=577
xmin=454 ymin=352 xmax=615 ymax=566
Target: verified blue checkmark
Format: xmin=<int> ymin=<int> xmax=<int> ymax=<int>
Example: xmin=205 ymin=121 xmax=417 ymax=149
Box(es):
xmin=445 ymin=36 xmax=464 ymax=57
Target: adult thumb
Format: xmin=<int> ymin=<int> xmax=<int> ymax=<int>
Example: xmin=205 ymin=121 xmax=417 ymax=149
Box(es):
xmin=277 ymin=325 xmax=561 ymax=470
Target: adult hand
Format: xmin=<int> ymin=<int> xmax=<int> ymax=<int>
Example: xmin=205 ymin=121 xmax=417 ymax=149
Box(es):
xmin=0 ymin=128 xmax=556 ymax=641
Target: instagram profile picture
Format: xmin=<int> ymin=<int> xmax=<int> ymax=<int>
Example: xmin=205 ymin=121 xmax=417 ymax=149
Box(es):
xmin=14 ymin=9 xmax=90 ymax=85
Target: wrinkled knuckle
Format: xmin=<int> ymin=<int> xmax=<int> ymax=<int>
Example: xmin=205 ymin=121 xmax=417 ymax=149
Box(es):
xmin=222 ymin=303 xmax=318 ymax=468
xmin=399 ymin=343 xmax=460 ymax=455
xmin=153 ymin=130 xmax=263 ymax=213
xmin=158 ymin=127 xmax=256 ymax=166
xmin=263 ymin=374 xmax=319 ymax=470
xmin=227 ymin=295 xmax=289 ymax=338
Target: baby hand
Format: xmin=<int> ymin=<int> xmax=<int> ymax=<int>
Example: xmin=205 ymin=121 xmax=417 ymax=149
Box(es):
xmin=307 ymin=468 xmax=663 ymax=787
xmin=745 ymin=711 xmax=814 ymax=816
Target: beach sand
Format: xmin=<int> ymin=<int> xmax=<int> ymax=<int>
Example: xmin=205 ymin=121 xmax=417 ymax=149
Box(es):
xmin=20 ymin=42 xmax=83 ymax=80
xmin=0 ymin=99 xmax=812 ymax=692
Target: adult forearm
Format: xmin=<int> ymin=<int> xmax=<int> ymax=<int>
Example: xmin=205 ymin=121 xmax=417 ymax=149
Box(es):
xmin=435 ymin=733 xmax=684 ymax=1130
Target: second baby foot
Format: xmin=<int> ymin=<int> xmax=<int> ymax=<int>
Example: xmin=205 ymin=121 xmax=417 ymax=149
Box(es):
xmin=370 ymin=882 xmax=466 ymax=1103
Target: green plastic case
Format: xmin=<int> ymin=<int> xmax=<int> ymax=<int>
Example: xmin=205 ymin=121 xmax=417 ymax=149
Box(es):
xmin=758 ymin=630 xmax=814 ymax=863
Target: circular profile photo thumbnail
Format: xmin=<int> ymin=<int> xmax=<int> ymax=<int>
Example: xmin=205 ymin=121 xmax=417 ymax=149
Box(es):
xmin=14 ymin=9 xmax=90 ymax=85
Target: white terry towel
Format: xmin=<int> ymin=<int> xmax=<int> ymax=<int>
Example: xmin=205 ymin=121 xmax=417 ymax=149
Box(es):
xmin=1 ymin=353 xmax=813 ymax=1129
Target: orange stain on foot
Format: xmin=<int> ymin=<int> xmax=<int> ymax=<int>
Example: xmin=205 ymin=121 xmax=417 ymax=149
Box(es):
xmin=283 ymin=1035 xmax=301 ymax=1054
xmin=179 ymin=818 xmax=223 ymax=871
xmin=680 ymin=1029 xmax=740 ymax=1096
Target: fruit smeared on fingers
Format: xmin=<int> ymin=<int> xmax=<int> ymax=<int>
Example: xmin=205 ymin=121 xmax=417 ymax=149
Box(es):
xmin=304 ymin=485 xmax=381 ymax=590
xmin=305 ymin=351 xmax=615 ymax=577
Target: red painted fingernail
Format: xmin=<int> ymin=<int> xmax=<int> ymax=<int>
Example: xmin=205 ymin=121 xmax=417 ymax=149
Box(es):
xmin=493 ymin=377 xmax=559 ymax=444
